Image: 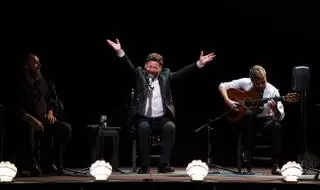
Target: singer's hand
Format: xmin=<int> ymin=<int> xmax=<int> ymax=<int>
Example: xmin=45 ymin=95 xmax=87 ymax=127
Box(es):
xmin=197 ymin=51 xmax=216 ymax=68
xmin=106 ymin=39 xmax=122 ymax=54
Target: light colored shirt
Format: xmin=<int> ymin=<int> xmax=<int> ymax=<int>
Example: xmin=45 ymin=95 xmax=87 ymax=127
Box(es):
xmin=219 ymin=78 xmax=285 ymax=120
xmin=144 ymin=77 xmax=164 ymax=117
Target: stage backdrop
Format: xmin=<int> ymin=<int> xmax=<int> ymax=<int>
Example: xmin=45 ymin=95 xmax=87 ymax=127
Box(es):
xmin=0 ymin=1 xmax=319 ymax=168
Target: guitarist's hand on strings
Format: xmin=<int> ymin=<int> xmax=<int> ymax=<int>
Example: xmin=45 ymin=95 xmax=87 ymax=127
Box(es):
xmin=226 ymin=99 xmax=240 ymax=111
xmin=267 ymin=99 xmax=282 ymax=119
xmin=267 ymin=100 xmax=277 ymax=110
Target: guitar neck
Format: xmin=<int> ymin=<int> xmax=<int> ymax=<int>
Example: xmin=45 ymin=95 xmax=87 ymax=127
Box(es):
xmin=258 ymin=96 xmax=282 ymax=104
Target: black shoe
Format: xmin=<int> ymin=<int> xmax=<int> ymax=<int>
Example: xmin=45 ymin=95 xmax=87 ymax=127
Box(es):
xmin=17 ymin=163 xmax=42 ymax=177
xmin=158 ymin=164 xmax=175 ymax=173
xmin=271 ymin=160 xmax=281 ymax=175
xmin=137 ymin=166 xmax=149 ymax=174
xmin=271 ymin=165 xmax=281 ymax=175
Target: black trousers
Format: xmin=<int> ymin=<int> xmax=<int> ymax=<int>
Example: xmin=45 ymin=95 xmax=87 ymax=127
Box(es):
xmin=135 ymin=115 xmax=176 ymax=167
xmin=40 ymin=120 xmax=72 ymax=168
xmin=238 ymin=111 xmax=282 ymax=165
xmin=15 ymin=120 xmax=72 ymax=170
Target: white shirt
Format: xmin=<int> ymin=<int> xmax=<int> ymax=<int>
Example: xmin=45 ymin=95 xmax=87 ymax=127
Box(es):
xmin=219 ymin=78 xmax=285 ymax=120
xmin=144 ymin=78 xmax=164 ymax=117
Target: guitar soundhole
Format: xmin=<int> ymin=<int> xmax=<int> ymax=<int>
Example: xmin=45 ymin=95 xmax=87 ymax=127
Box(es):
xmin=244 ymin=98 xmax=264 ymax=114
xmin=244 ymin=98 xmax=254 ymax=108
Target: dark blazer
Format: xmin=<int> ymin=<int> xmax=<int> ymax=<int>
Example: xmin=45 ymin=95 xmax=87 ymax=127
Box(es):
xmin=120 ymin=54 xmax=200 ymax=125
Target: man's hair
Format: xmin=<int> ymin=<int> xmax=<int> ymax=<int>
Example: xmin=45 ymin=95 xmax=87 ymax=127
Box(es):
xmin=145 ymin=53 xmax=163 ymax=66
xmin=249 ymin=65 xmax=266 ymax=80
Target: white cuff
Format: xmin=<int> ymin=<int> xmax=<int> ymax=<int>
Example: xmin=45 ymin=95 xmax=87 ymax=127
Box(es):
xmin=196 ymin=61 xmax=205 ymax=68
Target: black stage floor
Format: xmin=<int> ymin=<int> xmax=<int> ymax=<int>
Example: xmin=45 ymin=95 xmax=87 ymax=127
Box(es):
xmin=0 ymin=167 xmax=319 ymax=190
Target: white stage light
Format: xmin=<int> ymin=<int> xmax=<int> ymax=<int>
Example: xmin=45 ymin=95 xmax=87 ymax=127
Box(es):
xmin=90 ymin=160 xmax=112 ymax=180
xmin=186 ymin=160 xmax=208 ymax=181
xmin=0 ymin=161 xmax=17 ymax=182
xmin=281 ymin=161 xmax=303 ymax=182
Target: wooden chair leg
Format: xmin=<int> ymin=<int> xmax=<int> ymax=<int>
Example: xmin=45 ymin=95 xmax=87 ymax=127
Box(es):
xmin=237 ymin=134 xmax=243 ymax=174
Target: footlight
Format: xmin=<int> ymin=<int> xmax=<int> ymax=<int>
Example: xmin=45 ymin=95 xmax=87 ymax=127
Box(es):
xmin=90 ymin=160 xmax=112 ymax=181
xmin=281 ymin=161 xmax=303 ymax=182
xmin=186 ymin=160 xmax=208 ymax=181
xmin=0 ymin=161 xmax=17 ymax=182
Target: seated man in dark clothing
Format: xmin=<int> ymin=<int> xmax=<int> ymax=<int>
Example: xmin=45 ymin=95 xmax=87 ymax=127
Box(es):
xmin=13 ymin=53 xmax=72 ymax=176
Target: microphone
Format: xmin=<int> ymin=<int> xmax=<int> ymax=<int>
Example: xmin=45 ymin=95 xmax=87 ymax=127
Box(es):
xmin=146 ymin=73 xmax=154 ymax=90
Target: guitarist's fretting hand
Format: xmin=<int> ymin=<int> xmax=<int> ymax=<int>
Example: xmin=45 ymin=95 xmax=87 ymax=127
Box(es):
xmin=267 ymin=99 xmax=277 ymax=110
xmin=226 ymin=99 xmax=240 ymax=111
xmin=268 ymin=99 xmax=281 ymax=119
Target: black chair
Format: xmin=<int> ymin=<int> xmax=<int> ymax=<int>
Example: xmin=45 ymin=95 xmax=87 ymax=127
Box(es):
xmin=237 ymin=132 xmax=272 ymax=173
xmin=131 ymin=126 xmax=163 ymax=170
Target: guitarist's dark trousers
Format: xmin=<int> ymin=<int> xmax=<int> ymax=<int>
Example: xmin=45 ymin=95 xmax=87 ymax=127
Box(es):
xmin=238 ymin=111 xmax=282 ymax=166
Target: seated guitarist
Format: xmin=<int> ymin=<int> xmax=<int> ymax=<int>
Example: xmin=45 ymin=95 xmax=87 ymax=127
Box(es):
xmin=12 ymin=53 xmax=72 ymax=176
xmin=218 ymin=65 xmax=284 ymax=175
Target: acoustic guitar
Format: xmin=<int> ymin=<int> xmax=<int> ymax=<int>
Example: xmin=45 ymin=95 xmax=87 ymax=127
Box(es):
xmin=225 ymin=88 xmax=300 ymax=122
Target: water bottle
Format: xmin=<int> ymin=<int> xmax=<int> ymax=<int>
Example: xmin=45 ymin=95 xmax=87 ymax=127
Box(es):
xmin=100 ymin=115 xmax=107 ymax=128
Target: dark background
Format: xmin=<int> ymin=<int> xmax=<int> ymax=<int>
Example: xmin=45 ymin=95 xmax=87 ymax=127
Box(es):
xmin=0 ymin=1 xmax=319 ymax=168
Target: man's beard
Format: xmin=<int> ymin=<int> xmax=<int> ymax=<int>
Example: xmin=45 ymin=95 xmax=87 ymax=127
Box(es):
xmin=29 ymin=69 xmax=42 ymax=80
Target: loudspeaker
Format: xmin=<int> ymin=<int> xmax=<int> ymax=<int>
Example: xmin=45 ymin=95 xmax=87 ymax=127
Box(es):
xmin=292 ymin=66 xmax=310 ymax=91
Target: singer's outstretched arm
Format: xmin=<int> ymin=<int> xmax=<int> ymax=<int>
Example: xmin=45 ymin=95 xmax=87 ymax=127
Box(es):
xmin=171 ymin=51 xmax=216 ymax=80
xmin=106 ymin=39 xmax=137 ymax=82
xmin=106 ymin=39 xmax=216 ymax=82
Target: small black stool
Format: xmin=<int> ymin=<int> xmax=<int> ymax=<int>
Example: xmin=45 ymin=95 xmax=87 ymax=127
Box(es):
xmin=87 ymin=125 xmax=121 ymax=168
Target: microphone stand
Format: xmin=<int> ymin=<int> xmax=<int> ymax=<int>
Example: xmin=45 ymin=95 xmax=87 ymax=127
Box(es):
xmin=0 ymin=104 xmax=5 ymax=161
xmin=48 ymin=79 xmax=89 ymax=176
xmin=298 ymin=98 xmax=320 ymax=180
xmin=50 ymin=80 xmax=126 ymax=175
xmin=68 ymin=117 xmax=126 ymax=175
xmin=49 ymin=80 xmax=67 ymax=120
xmin=195 ymin=111 xmax=238 ymax=174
